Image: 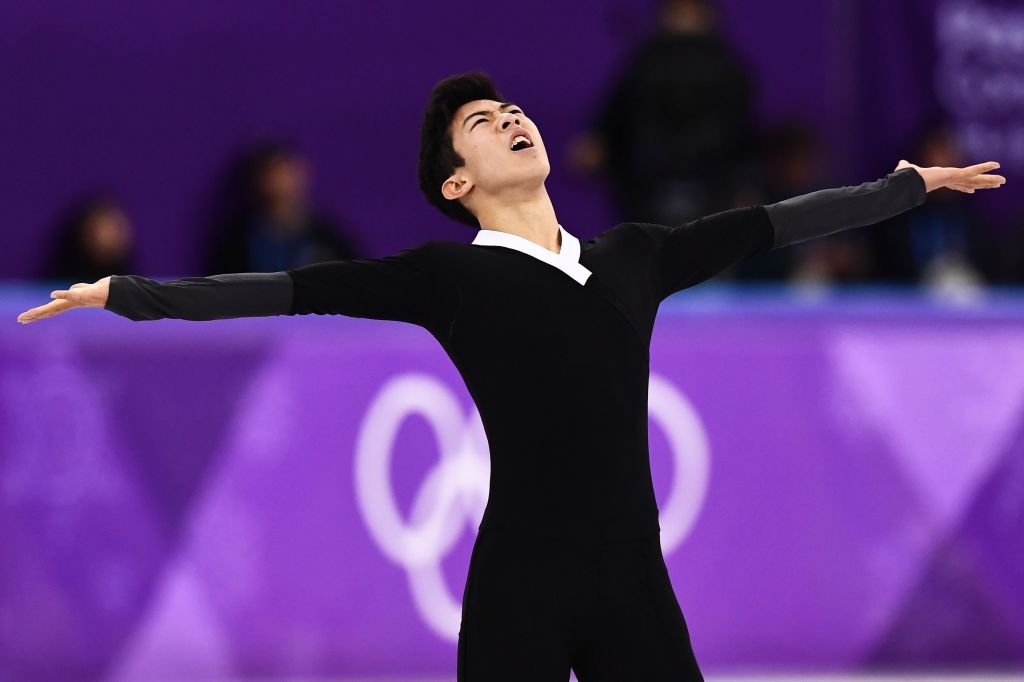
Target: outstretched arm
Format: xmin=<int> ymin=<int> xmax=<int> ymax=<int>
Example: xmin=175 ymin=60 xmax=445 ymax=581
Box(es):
xmin=767 ymin=161 xmax=1004 ymax=249
xmin=649 ymin=160 xmax=1005 ymax=299
xmin=17 ymin=242 xmax=449 ymax=329
xmin=17 ymin=272 xmax=293 ymax=323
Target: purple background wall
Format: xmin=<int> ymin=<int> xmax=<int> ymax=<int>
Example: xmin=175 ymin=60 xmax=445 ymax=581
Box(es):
xmin=5 ymin=0 xmax=1018 ymax=280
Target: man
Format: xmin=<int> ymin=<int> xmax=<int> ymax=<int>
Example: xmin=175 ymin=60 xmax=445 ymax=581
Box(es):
xmin=17 ymin=72 xmax=1005 ymax=681
xmin=569 ymin=0 xmax=757 ymax=225
xmin=205 ymin=139 xmax=359 ymax=273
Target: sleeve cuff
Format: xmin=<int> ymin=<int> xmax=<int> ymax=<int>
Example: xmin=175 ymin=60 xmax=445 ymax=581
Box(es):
xmin=898 ymin=166 xmax=929 ymax=206
xmin=103 ymin=275 xmax=129 ymax=317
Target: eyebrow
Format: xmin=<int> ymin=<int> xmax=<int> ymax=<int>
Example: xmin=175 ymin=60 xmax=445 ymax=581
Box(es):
xmin=463 ymin=102 xmax=518 ymax=129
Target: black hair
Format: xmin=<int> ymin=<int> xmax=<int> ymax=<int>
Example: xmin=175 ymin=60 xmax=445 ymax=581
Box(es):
xmin=418 ymin=71 xmax=504 ymax=229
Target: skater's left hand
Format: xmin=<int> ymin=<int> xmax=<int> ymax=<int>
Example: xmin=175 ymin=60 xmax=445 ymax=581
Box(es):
xmin=896 ymin=159 xmax=1006 ymax=194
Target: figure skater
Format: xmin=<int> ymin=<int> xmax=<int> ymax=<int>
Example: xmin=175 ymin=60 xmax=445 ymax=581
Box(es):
xmin=18 ymin=71 xmax=1005 ymax=681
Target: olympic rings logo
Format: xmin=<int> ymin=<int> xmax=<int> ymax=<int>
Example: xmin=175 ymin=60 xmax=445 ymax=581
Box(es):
xmin=354 ymin=372 xmax=710 ymax=641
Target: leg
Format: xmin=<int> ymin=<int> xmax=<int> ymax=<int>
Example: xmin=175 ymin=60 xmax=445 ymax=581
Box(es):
xmin=457 ymin=527 xmax=574 ymax=681
xmin=572 ymin=534 xmax=704 ymax=681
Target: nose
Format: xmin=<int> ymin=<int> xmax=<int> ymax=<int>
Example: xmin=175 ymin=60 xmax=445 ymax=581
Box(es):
xmin=499 ymin=113 xmax=521 ymax=130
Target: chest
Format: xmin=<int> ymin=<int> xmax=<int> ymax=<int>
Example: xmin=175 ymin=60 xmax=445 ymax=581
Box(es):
xmin=447 ymin=248 xmax=652 ymax=363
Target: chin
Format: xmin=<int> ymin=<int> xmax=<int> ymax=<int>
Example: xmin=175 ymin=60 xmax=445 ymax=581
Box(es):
xmin=521 ymin=166 xmax=550 ymax=188
xmin=526 ymin=155 xmax=551 ymax=180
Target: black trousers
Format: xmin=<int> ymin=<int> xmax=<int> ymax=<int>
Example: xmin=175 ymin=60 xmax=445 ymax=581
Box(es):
xmin=457 ymin=524 xmax=704 ymax=681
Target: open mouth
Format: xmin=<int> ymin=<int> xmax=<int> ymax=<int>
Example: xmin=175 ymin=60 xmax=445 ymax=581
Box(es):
xmin=510 ymin=134 xmax=535 ymax=152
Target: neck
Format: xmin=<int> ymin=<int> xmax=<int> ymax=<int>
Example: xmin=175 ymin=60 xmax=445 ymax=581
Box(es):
xmin=473 ymin=185 xmax=561 ymax=253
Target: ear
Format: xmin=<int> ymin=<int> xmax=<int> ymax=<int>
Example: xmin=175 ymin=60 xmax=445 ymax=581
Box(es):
xmin=441 ymin=173 xmax=473 ymax=201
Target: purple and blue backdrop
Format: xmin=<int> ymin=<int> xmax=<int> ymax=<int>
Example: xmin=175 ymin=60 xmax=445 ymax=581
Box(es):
xmin=2 ymin=0 xmax=1024 ymax=280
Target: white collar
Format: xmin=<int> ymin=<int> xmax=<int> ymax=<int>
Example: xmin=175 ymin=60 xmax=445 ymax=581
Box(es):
xmin=470 ymin=224 xmax=592 ymax=285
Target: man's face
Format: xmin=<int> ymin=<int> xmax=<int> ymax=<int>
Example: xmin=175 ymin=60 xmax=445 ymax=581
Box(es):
xmin=259 ymin=156 xmax=309 ymax=210
xmin=442 ymin=99 xmax=550 ymax=207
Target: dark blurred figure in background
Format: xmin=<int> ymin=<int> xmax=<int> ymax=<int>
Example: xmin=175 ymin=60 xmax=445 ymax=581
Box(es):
xmin=867 ymin=125 xmax=993 ymax=292
xmin=733 ymin=121 xmax=826 ymax=281
xmin=43 ymin=193 xmax=136 ymax=283
xmin=205 ymin=139 xmax=358 ymax=273
xmin=759 ymin=122 xmax=875 ymax=286
xmin=566 ymin=0 xmax=757 ymax=225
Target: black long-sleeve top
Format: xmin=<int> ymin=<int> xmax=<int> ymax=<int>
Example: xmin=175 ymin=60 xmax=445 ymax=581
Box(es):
xmin=104 ymin=168 xmax=927 ymax=541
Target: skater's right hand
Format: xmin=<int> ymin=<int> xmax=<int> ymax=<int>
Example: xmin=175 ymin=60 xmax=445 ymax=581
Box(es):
xmin=17 ymin=276 xmax=111 ymax=324
xmin=895 ymin=160 xmax=1006 ymax=194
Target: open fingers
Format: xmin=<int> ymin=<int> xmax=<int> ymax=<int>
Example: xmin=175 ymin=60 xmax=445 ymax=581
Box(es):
xmin=961 ymin=161 xmax=1001 ymax=177
xmin=970 ymin=173 xmax=1006 ymax=188
xmin=947 ymin=172 xmax=1006 ymax=193
xmin=950 ymin=175 xmax=1006 ymax=192
xmin=16 ymin=299 xmax=76 ymax=324
xmin=50 ymin=288 xmax=86 ymax=304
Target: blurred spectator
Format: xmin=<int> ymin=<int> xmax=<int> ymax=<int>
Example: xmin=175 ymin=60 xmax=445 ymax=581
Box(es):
xmin=566 ymin=0 xmax=757 ymax=225
xmin=734 ymin=121 xmax=826 ymax=281
xmin=788 ymin=232 xmax=874 ymax=286
xmin=740 ymin=124 xmax=879 ymax=287
xmin=867 ymin=125 xmax=995 ymax=290
xmin=205 ymin=139 xmax=357 ymax=273
xmin=744 ymin=121 xmax=874 ymax=286
xmin=42 ymin=193 xmax=136 ymax=283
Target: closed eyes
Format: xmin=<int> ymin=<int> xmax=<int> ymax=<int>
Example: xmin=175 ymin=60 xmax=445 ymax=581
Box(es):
xmin=470 ymin=109 xmax=525 ymax=131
